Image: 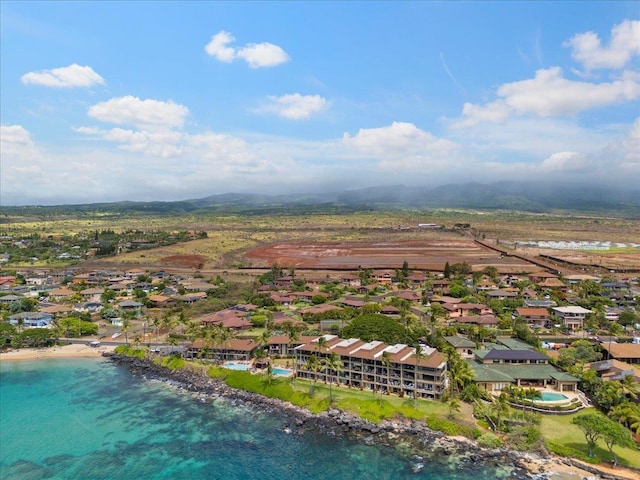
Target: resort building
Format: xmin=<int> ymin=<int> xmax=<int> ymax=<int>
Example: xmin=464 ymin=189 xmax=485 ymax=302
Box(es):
xmin=8 ymin=312 xmax=54 ymax=328
xmin=294 ymin=335 xmax=448 ymax=400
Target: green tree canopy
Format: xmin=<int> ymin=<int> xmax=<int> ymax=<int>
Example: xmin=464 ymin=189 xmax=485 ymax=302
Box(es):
xmin=342 ymin=313 xmax=408 ymax=344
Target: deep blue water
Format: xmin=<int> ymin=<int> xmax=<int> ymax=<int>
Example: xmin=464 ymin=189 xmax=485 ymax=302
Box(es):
xmin=0 ymin=358 xmax=515 ymax=480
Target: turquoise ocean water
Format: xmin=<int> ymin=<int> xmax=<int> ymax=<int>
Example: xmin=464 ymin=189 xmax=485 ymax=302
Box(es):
xmin=0 ymin=358 xmax=516 ymax=480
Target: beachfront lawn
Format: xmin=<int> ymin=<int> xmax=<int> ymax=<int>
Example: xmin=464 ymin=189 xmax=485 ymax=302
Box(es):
xmin=541 ymin=408 xmax=640 ymax=468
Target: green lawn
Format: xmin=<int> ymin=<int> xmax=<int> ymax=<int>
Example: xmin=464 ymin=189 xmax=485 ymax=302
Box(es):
xmin=540 ymin=408 xmax=640 ymax=468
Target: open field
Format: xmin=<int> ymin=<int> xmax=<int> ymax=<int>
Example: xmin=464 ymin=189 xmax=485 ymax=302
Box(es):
xmin=245 ymin=239 xmax=538 ymax=272
xmin=3 ymin=209 xmax=639 ymax=274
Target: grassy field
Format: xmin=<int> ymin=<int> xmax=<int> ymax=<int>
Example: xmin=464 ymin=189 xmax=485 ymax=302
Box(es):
xmin=541 ymin=408 xmax=640 ymax=467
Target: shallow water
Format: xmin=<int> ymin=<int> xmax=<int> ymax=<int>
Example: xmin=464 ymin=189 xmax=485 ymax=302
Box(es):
xmin=1 ymin=358 xmax=518 ymax=479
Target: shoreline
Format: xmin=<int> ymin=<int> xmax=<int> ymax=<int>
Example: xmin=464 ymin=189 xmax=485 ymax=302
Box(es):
xmin=0 ymin=343 xmax=116 ymax=362
xmin=102 ymin=352 xmax=638 ymax=480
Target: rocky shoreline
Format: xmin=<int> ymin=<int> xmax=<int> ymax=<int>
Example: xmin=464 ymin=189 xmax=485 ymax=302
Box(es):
xmin=103 ymin=352 xmax=627 ymax=480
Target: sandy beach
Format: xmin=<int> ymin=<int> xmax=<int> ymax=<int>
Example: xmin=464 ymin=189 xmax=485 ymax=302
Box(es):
xmin=0 ymin=343 xmax=116 ymax=361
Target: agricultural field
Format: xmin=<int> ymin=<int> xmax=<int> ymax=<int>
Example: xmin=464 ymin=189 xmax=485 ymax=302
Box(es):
xmin=2 ymin=208 xmax=639 ymax=275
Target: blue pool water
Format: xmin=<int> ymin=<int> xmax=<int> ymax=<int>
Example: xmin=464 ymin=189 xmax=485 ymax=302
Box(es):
xmin=0 ymin=358 xmax=520 ymax=479
xmin=272 ymin=367 xmax=292 ymax=376
xmin=224 ymin=362 xmax=249 ymax=370
xmin=538 ymin=392 xmax=570 ymax=402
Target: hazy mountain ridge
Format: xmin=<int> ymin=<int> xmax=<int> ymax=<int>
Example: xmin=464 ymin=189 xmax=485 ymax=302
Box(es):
xmin=2 ymin=182 xmax=639 ymax=217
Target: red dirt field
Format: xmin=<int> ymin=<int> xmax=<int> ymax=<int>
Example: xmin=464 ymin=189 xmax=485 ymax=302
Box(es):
xmin=159 ymin=254 xmax=208 ymax=269
xmin=245 ymin=240 xmax=540 ymax=272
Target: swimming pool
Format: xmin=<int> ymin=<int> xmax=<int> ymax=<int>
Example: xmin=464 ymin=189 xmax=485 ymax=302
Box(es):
xmin=223 ymin=363 xmax=292 ymax=376
xmin=533 ymin=391 xmax=570 ymax=403
xmin=224 ymin=363 xmax=249 ymax=371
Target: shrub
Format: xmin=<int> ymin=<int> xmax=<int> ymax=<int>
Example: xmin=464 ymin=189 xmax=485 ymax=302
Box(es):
xmin=477 ymin=433 xmax=502 ymax=448
xmin=114 ymin=345 xmax=146 ymax=359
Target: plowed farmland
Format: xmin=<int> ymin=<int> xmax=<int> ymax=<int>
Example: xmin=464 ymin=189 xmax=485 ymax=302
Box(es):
xmin=245 ymin=239 xmax=539 ymax=272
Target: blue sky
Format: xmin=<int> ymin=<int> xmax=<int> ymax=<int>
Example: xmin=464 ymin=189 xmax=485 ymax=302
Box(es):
xmin=1 ymin=1 xmax=639 ymax=205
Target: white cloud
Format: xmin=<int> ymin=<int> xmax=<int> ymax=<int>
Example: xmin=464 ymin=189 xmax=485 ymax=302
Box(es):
xmin=21 ymin=63 xmax=105 ymax=88
xmin=261 ymin=94 xmax=328 ymax=119
xmin=455 ymin=67 xmax=640 ymax=126
xmin=343 ymin=122 xmax=461 ymax=171
xmin=87 ymin=96 xmax=189 ymax=130
xmin=75 ymin=126 xmax=184 ymax=158
xmin=564 ymin=20 xmax=640 ymax=71
xmin=204 ymin=30 xmax=290 ymax=68
xmin=204 ymin=31 xmax=236 ymax=62
xmin=236 ymin=42 xmax=290 ymax=69
xmin=540 ymin=151 xmax=592 ymax=172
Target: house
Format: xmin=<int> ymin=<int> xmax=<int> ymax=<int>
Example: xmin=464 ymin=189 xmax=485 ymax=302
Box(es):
xmin=600 ymin=343 xmax=640 ymax=365
xmin=467 ymin=344 xmax=579 ymax=393
xmin=80 ymin=287 xmax=104 ymax=300
xmin=9 ymin=312 xmax=54 ymax=328
xmin=148 ymin=295 xmax=176 ymax=307
xmin=407 ymin=272 xmax=427 ymax=286
xmin=455 ymin=314 xmax=499 ymax=327
xmin=585 ymin=359 xmax=640 ymax=382
xmin=0 ymin=294 xmax=24 ymax=304
xmin=395 ymin=290 xmax=422 ymax=303
xmin=48 ymin=287 xmax=76 ymax=301
xmin=443 ymin=335 xmax=476 ymax=358
xmin=340 ymin=274 xmax=361 ymax=287
xmin=551 ymin=306 xmax=592 ymax=331
xmin=118 ymin=299 xmax=144 ymax=311
xmin=514 ymin=308 xmax=550 ymax=328
xmin=371 ymin=270 xmax=394 ymax=284
xmin=485 ymin=289 xmax=518 ymax=301
xmin=443 ymin=303 xmax=493 ymax=318
xmin=200 ymin=309 xmax=252 ymax=331
xmin=294 ymin=335 xmax=448 ymax=400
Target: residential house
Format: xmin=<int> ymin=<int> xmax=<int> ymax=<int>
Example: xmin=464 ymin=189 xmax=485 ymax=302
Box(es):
xmin=600 ymin=343 xmax=640 ymax=365
xmin=443 ymin=303 xmax=493 ymax=318
xmin=467 ymin=343 xmax=578 ymax=393
xmin=585 ymin=359 xmax=640 ymax=382
xmin=514 ymin=308 xmax=550 ymax=329
xmin=552 ymin=306 xmax=592 ymax=331
xmin=9 ymin=312 xmax=54 ymax=328
xmin=443 ymin=335 xmax=476 ymax=358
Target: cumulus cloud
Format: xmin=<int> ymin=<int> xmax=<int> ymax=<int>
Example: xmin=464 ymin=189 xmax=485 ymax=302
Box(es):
xmin=87 ymin=96 xmax=189 ymax=130
xmin=540 ymin=151 xmax=592 ymax=172
xmin=455 ymin=67 xmax=640 ymax=126
xmin=260 ymin=94 xmax=328 ymax=119
xmin=21 ymin=63 xmax=105 ymax=88
xmin=75 ymin=126 xmax=184 ymax=158
xmin=204 ymin=30 xmax=290 ymax=68
xmin=343 ymin=122 xmax=460 ymax=171
xmin=564 ymin=20 xmax=640 ymax=71
xmin=204 ymin=31 xmax=236 ymax=62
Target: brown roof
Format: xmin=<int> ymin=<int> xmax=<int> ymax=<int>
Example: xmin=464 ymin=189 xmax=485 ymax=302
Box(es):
xmin=515 ymin=308 xmax=549 ymax=316
xmin=456 ymin=314 xmax=498 ymax=325
xmin=601 ymin=343 xmax=640 ymax=359
xmin=191 ymin=338 xmax=257 ymax=352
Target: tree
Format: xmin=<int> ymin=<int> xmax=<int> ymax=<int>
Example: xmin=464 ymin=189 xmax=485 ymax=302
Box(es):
xmin=342 ymin=313 xmax=407 ymax=344
xmin=602 ymin=420 xmax=635 ymax=467
xmin=380 ymin=350 xmax=392 ymax=397
xmin=413 ymin=342 xmax=424 ymax=407
xmin=443 ymin=262 xmax=451 ymax=279
xmin=303 ymin=354 xmax=321 ymax=394
xmin=572 ymin=413 xmax=609 ymax=458
xmin=447 ymin=398 xmax=462 ymax=419
xmin=321 ymin=352 xmax=344 ymax=403
xmin=122 ymin=318 xmax=131 ymax=345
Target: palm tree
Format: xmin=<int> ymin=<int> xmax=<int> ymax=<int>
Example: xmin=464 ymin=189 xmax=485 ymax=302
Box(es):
xmin=380 ymin=350 xmax=392 ymax=397
xmin=152 ymin=316 xmax=162 ymax=350
xmin=491 ymin=392 xmax=511 ymax=431
xmin=303 ymin=354 xmax=322 ymax=394
xmin=447 ymin=398 xmax=461 ymax=419
xmin=620 ymin=374 xmax=639 ymax=400
xmin=447 ymin=352 xmax=474 ymax=397
xmin=321 ymin=352 xmax=344 ymax=404
xmin=413 ymin=343 xmax=425 ymax=407
xmin=121 ymin=318 xmax=131 ymax=346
